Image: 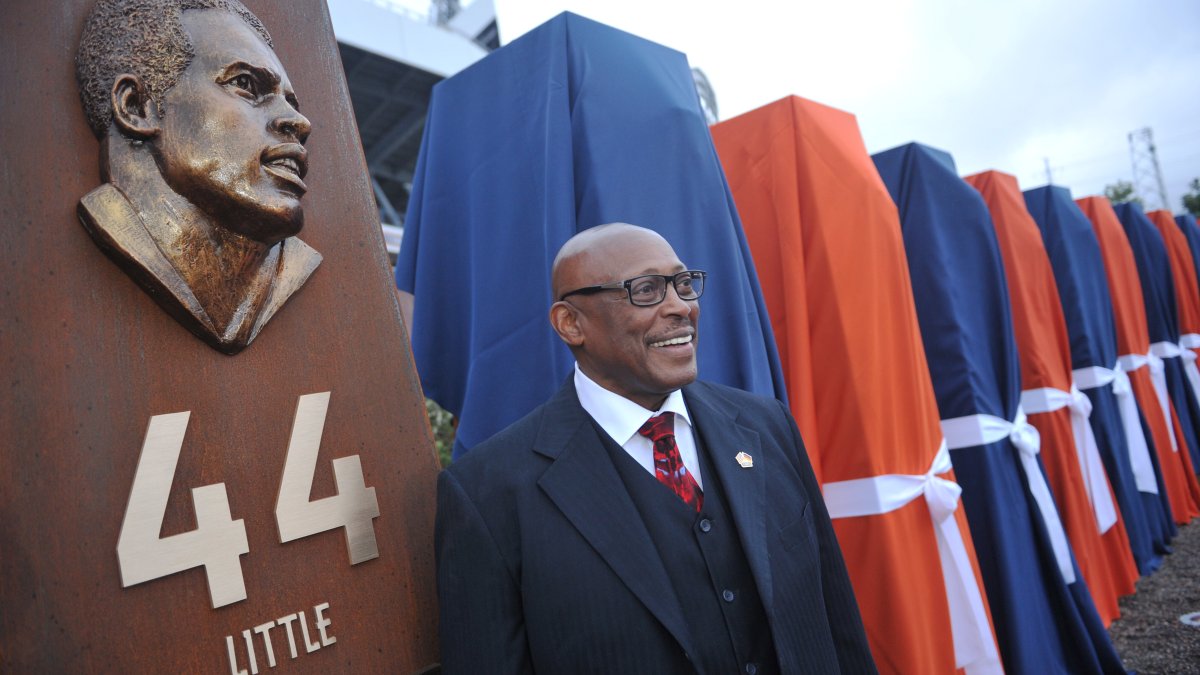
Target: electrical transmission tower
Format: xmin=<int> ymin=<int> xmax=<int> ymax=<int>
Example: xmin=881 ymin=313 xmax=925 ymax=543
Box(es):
xmin=1128 ymin=127 xmax=1170 ymax=211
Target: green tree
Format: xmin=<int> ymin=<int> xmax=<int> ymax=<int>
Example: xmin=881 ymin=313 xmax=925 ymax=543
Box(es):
xmin=1183 ymin=177 xmax=1200 ymax=218
xmin=1104 ymin=180 xmax=1143 ymax=207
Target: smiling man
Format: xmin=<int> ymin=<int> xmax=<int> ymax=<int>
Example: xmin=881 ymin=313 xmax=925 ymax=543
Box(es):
xmin=435 ymin=223 xmax=877 ymax=674
xmin=75 ymin=0 xmax=321 ymax=354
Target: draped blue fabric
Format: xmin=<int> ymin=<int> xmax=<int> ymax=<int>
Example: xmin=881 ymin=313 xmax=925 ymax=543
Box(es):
xmin=1116 ymin=204 xmax=1200 ymax=473
xmin=1177 ymin=214 xmax=1200 ymax=299
xmin=395 ymin=13 xmax=784 ymax=457
xmin=873 ymin=144 xmax=1123 ymax=675
xmin=1172 ymin=212 xmax=1200 ymax=471
xmin=1026 ymin=189 xmax=1174 ymax=571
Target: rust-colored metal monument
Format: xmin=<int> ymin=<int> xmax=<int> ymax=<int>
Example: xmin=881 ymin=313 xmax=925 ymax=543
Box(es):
xmin=0 ymin=0 xmax=440 ymax=671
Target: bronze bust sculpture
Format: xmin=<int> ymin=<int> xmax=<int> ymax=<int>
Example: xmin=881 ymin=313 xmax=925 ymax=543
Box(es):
xmin=76 ymin=0 xmax=321 ymax=354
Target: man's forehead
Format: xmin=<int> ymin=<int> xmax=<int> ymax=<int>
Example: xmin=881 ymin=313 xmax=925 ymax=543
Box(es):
xmin=181 ymin=9 xmax=286 ymax=79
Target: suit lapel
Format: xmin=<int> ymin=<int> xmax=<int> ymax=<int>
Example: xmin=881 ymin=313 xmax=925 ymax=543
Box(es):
xmin=684 ymin=384 xmax=775 ymax=615
xmin=534 ymin=383 xmax=695 ymax=657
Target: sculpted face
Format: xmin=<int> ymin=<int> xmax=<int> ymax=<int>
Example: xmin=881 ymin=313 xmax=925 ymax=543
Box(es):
xmin=154 ymin=10 xmax=311 ymax=244
xmin=557 ymin=227 xmax=700 ymax=410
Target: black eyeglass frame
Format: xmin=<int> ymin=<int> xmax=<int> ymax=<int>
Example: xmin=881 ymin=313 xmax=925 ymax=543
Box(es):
xmin=558 ymin=270 xmax=707 ymax=306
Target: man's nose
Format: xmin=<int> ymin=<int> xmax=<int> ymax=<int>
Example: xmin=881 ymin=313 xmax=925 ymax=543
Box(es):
xmin=271 ymin=105 xmax=311 ymax=144
xmin=659 ymin=281 xmax=694 ymax=315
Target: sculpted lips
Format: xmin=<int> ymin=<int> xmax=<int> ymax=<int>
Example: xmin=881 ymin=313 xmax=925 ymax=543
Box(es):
xmin=261 ymin=143 xmax=308 ymax=194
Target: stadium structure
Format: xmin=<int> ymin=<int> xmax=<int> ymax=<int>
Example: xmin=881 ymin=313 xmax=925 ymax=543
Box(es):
xmin=329 ymin=0 xmax=500 ymax=262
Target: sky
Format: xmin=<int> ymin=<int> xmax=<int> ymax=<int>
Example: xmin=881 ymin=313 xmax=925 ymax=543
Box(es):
xmin=488 ymin=0 xmax=1200 ymax=213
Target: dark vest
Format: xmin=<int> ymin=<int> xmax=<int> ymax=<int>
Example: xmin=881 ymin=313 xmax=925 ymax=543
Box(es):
xmin=596 ymin=418 xmax=779 ymax=675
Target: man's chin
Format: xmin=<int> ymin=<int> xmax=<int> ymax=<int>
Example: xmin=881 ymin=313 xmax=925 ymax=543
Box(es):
xmin=657 ymin=365 xmax=698 ymax=391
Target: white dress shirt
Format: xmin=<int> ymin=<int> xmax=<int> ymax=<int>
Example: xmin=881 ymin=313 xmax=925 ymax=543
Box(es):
xmin=573 ymin=364 xmax=704 ymax=489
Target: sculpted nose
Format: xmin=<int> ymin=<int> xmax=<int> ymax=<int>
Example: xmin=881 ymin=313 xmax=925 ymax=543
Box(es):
xmin=272 ymin=106 xmax=311 ymax=144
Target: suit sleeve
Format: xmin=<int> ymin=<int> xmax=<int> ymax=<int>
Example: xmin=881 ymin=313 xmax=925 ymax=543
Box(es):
xmin=435 ymin=468 xmax=534 ymax=674
xmin=776 ymin=399 xmax=879 ymax=674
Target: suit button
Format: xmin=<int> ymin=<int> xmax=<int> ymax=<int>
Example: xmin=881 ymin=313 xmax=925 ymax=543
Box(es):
xmin=699 ymin=518 xmax=712 ymax=533
xmin=745 ymin=663 xmax=757 ymax=675
xmin=722 ymin=589 xmax=735 ymax=602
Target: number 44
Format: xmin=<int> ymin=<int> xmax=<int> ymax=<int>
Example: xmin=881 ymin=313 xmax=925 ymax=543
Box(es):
xmin=116 ymin=392 xmax=379 ymax=608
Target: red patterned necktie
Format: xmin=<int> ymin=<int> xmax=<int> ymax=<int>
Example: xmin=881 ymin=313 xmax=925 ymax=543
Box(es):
xmin=637 ymin=412 xmax=703 ymax=513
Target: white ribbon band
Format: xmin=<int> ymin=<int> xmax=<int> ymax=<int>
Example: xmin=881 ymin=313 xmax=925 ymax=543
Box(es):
xmin=1181 ymin=333 xmax=1200 ymax=351
xmin=1123 ymin=350 xmax=1178 ymax=453
xmin=1020 ymin=385 xmax=1118 ymax=533
xmin=1077 ymin=362 xmax=1159 ymax=495
xmin=1177 ymin=334 xmax=1200 ymax=413
xmin=940 ymin=409 xmax=1076 ymax=585
xmin=824 ymin=441 xmax=1001 ymax=673
xmin=1151 ymin=341 xmax=1183 ymax=359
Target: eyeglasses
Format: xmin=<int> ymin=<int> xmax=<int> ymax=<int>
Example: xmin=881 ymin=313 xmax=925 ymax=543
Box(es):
xmin=559 ymin=270 xmax=706 ymax=306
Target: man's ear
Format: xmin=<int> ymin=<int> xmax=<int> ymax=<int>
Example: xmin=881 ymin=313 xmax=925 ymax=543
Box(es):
xmin=549 ymin=301 xmax=585 ymax=347
xmin=110 ymin=74 xmax=160 ymax=140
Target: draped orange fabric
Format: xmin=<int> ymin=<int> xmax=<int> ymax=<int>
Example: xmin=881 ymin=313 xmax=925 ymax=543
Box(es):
xmin=1150 ymin=209 xmax=1200 ymax=338
xmin=1147 ymin=208 xmax=1200 ymax=513
xmin=966 ymin=172 xmax=1136 ymax=625
xmin=1079 ymin=197 xmax=1200 ymax=522
xmin=712 ymin=96 xmax=997 ymax=675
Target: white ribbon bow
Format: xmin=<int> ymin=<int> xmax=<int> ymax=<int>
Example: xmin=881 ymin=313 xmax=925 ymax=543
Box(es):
xmin=823 ymin=441 xmax=1001 ymax=674
xmin=1020 ymin=385 xmax=1118 ymax=533
xmin=1177 ymin=334 xmax=1200 ymax=410
xmin=1076 ymin=363 xmax=1159 ymax=496
xmin=941 ymin=409 xmax=1076 ymax=585
xmin=1122 ymin=351 xmax=1177 ymax=453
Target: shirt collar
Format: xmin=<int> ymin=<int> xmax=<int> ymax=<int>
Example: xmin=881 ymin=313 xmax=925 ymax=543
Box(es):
xmin=574 ymin=363 xmax=692 ymax=446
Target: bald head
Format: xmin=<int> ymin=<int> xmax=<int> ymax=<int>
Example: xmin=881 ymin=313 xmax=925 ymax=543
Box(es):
xmin=551 ymin=223 xmax=672 ymax=301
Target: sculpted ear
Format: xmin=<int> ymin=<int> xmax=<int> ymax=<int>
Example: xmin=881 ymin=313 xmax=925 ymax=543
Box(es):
xmin=549 ymin=301 xmax=584 ymax=347
xmin=110 ymin=74 xmax=160 ymax=139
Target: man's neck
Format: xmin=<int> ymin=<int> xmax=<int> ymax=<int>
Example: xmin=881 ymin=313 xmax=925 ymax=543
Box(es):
xmin=574 ymin=366 xmax=668 ymax=412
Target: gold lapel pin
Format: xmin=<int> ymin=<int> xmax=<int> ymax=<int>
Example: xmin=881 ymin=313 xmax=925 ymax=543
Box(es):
xmin=735 ymin=451 xmax=753 ymax=468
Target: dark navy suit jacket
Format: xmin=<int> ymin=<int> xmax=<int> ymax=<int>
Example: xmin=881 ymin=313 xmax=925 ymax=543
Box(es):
xmin=435 ymin=379 xmax=876 ymax=674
